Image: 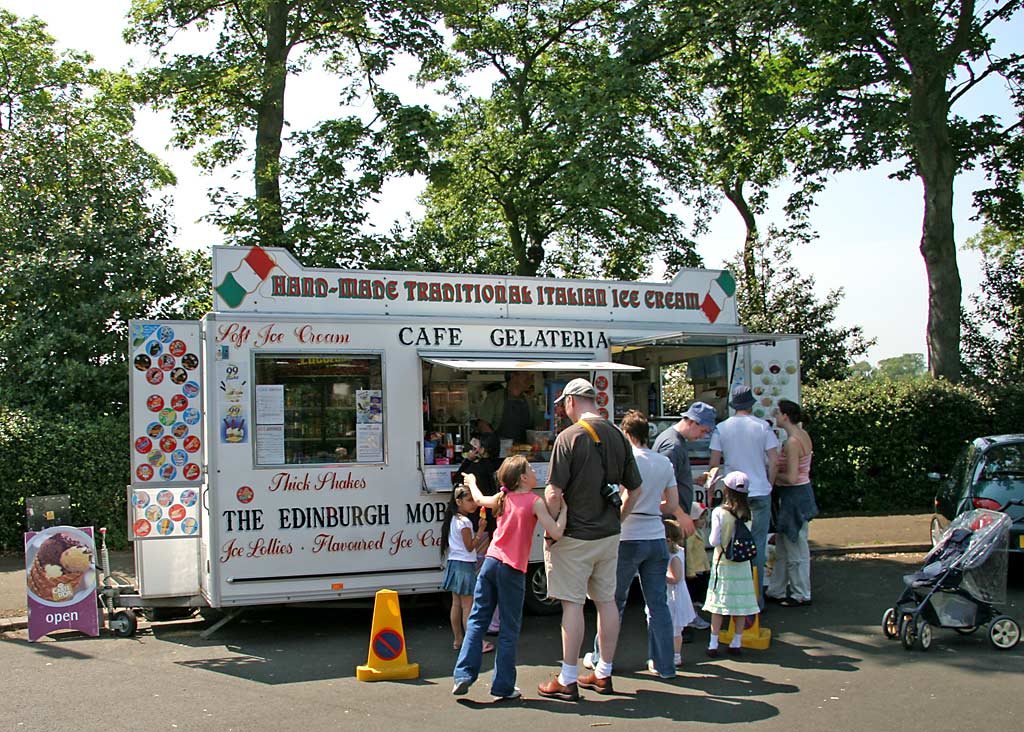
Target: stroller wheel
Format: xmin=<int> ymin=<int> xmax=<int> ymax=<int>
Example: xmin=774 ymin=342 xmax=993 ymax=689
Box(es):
xmin=989 ymin=616 xmax=1021 ymax=650
xmin=953 ymin=625 xmax=979 ymax=636
xmin=882 ymin=608 xmax=899 ymax=639
xmin=900 ymin=615 xmax=918 ymax=650
xmin=917 ymin=620 xmax=932 ymax=651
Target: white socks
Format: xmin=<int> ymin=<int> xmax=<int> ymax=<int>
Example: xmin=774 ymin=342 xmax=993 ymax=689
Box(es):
xmin=708 ymin=633 xmax=719 ymax=650
xmin=558 ymin=662 xmax=578 ymax=686
xmin=729 ymin=634 xmax=743 ymax=648
xmin=595 ymin=660 xmax=613 ymax=679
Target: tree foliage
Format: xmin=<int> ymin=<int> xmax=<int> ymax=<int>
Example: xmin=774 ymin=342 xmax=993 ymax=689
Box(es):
xmin=961 ymin=225 xmax=1024 ymax=386
xmin=0 ymin=10 xmax=209 ymax=412
xmin=730 ymin=239 xmax=874 ymax=384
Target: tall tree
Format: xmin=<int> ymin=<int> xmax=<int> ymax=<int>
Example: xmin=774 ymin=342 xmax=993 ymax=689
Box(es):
xmin=412 ymin=0 xmax=700 ymax=278
xmin=0 ymin=11 xmax=209 ymax=411
xmin=125 ymin=0 xmax=439 ymax=260
xmin=792 ymin=0 xmax=1024 ymax=382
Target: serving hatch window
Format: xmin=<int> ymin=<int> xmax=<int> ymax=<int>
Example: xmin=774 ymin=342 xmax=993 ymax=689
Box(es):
xmin=253 ymin=354 xmax=384 ymax=465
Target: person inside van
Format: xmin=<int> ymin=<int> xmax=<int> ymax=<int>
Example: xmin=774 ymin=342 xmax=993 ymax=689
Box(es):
xmin=476 ymin=371 xmax=535 ymax=444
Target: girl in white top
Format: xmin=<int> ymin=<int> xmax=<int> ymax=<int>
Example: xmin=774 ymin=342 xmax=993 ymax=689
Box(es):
xmin=440 ymin=485 xmax=493 ymax=652
xmin=662 ymin=518 xmax=696 ymax=665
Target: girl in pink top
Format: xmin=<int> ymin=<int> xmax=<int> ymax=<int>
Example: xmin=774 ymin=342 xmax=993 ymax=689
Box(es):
xmin=453 ymin=456 xmax=566 ymax=700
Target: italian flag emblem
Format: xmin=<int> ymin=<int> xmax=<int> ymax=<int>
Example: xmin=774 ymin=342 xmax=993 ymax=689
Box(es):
xmin=215 ymin=246 xmax=278 ymax=308
xmin=701 ymin=271 xmax=735 ymax=324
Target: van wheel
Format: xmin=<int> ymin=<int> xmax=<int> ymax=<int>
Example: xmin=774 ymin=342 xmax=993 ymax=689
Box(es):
xmin=111 ymin=609 xmax=138 ymax=638
xmin=523 ymin=564 xmax=560 ymax=616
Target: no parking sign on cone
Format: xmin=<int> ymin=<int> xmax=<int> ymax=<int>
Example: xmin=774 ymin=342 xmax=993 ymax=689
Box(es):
xmin=356 ymin=589 xmax=420 ymax=681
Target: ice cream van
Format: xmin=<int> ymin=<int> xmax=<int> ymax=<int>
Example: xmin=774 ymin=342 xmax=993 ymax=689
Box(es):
xmin=114 ymin=245 xmax=799 ymax=633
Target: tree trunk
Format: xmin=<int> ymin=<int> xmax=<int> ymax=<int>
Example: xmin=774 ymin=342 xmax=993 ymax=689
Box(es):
xmin=254 ymin=1 xmax=289 ymax=251
xmin=911 ymin=70 xmax=961 ymax=383
xmin=723 ymin=177 xmax=766 ymax=322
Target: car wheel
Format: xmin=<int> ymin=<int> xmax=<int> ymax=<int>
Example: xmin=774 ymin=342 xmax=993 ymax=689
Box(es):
xmin=523 ymin=563 xmax=560 ymax=616
xmin=917 ymin=619 xmax=932 ymax=651
xmin=900 ymin=614 xmax=918 ymax=650
xmin=882 ymin=608 xmax=899 ymax=639
xmin=989 ymin=616 xmax=1021 ymax=650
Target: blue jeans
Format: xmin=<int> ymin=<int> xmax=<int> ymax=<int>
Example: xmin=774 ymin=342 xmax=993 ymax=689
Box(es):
xmin=590 ymin=538 xmax=675 ymax=676
xmin=749 ymin=495 xmax=772 ymax=609
xmin=453 ymin=556 xmax=524 ymax=696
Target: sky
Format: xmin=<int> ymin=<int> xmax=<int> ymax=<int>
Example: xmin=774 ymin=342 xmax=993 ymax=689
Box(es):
xmin=3 ymin=0 xmax=1021 ymax=365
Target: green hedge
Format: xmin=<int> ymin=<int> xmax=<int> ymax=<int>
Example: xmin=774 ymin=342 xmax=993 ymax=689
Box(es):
xmin=804 ymin=380 xmax=1024 ymax=513
xmin=1 ymin=380 xmax=1022 ymax=549
xmin=0 ymin=408 xmax=129 ymax=552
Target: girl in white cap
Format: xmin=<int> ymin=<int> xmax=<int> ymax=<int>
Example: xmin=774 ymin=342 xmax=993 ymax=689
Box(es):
xmin=703 ymin=471 xmax=760 ymax=657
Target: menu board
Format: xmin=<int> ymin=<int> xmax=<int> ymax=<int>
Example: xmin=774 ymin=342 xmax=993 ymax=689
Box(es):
xmin=129 ymin=320 xmax=204 ymax=486
xmin=129 ymin=486 xmax=202 ymax=540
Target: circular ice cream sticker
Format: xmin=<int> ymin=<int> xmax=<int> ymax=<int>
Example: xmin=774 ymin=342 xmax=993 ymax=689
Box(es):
xmin=594 ymin=375 xmax=609 ymax=390
xmin=236 ymin=486 xmax=254 ymax=504
xmin=169 ymin=504 xmax=186 ymax=522
xmin=147 ymin=449 xmax=165 ymax=467
xmin=181 ymin=517 xmax=199 ymax=535
xmin=135 ymin=464 xmax=153 ymax=481
xmin=183 ymin=435 xmax=201 ymax=453
xmin=171 ymin=394 xmax=188 ymax=412
xmin=168 ymin=339 xmax=187 ymax=357
xmin=598 ymin=407 xmax=609 ymax=419
xmin=132 ymin=491 xmax=150 ymax=508
xmin=146 ymin=395 xmax=164 ymax=412
xmin=133 ymin=354 xmax=151 ymax=371
xmin=183 ymin=407 xmax=201 ymax=425
xmin=158 ymin=354 xmax=176 ymax=372
xmin=159 ymin=408 xmax=177 ymax=426
xmin=595 ymin=392 xmax=608 ymax=407
xmin=145 ymin=504 xmax=162 ymax=521
xmin=159 ymin=464 xmax=176 ymax=481
xmin=135 ymin=436 xmax=152 ymax=454
xmin=182 ymin=353 xmax=199 ymax=370
xmin=172 ymin=422 xmax=189 ymax=438
xmin=182 ymin=381 xmax=200 ymax=398
xmin=134 ymin=519 xmax=152 ymax=537
xmin=183 ymin=463 xmax=201 ymax=481
xmin=158 ymin=326 xmax=174 ymax=343
xmin=147 ymin=422 xmax=164 ymax=438
xmin=146 ymin=367 xmax=164 ymax=385
xmin=180 ymin=488 xmax=198 ymax=507
xmin=159 ymin=435 xmax=177 ymax=453
xmin=156 ymin=518 xmax=174 ymax=536
xmin=147 ymin=340 xmax=163 ymax=357
xmin=156 ymin=489 xmax=174 ymax=507
xmin=171 ymin=449 xmax=188 ymax=467
xmin=170 ymin=367 xmax=188 ymax=385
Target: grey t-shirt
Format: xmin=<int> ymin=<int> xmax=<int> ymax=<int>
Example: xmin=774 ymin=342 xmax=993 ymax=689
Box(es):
xmin=548 ymin=418 xmax=642 ymax=540
xmin=652 ymin=426 xmax=693 ymax=508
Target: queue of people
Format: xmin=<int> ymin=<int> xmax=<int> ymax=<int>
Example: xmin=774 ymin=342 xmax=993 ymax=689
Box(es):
xmin=446 ymin=380 xmax=819 ymax=701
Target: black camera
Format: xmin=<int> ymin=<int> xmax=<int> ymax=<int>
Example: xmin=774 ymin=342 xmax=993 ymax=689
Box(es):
xmin=601 ymin=482 xmax=623 ymax=509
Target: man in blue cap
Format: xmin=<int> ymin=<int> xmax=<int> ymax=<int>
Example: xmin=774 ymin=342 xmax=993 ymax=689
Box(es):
xmin=652 ymin=401 xmax=717 ymax=513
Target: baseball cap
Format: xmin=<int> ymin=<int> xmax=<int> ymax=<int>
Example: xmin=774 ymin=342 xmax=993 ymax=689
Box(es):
xmin=723 ymin=470 xmax=749 ymax=493
xmin=554 ymin=378 xmax=597 ymax=404
xmin=681 ymin=401 xmax=716 ymax=428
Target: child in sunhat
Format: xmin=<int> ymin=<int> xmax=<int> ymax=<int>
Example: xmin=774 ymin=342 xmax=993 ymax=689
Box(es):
xmin=685 ymin=501 xmax=712 ymax=625
xmin=703 ymin=471 xmax=760 ymax=657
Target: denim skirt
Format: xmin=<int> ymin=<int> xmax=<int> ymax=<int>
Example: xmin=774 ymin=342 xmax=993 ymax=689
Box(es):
xmin=442 ymin=559 xmax=478 ymax=595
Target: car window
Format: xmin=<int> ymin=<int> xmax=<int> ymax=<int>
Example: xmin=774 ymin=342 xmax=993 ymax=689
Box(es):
xmin=954 ymin=444 xmax=978 ymax=495
xmin=980 ymin=444 xmax=1024 ymax=478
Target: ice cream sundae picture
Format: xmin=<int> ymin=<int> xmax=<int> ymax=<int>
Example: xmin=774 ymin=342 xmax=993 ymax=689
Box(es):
xmin=26 ymin=530 xmax=94 ymax=604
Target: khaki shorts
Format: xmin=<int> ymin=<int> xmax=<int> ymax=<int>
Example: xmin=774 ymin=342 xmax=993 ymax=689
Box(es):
xmin=543 ymin=534 xmax=620 ymax=604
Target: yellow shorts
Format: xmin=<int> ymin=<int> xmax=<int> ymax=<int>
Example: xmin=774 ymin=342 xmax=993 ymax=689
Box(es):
xmin=543 ymin=534 xmax=620 ymax=604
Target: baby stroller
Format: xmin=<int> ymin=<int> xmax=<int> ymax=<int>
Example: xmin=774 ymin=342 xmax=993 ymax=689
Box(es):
xmin=882 ymin=508 xmax=1020 ymax=651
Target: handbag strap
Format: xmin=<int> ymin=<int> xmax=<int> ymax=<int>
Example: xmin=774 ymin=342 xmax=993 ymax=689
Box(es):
xmin=577 ymin=418 xmax=610 ymax=486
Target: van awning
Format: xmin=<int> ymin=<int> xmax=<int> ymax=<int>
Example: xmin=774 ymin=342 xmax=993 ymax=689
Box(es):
xmin=421 ymin=357 xmax=643 ymax=372
xmin=611 ymin=331 xmax=802 ymax=351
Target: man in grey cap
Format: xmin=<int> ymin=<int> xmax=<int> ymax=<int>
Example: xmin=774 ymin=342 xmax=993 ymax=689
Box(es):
xmin=538 ymin=378 xmax=642 ymax=700
xmin=652 ymin=401 xmax=717 ymax=513
xmin=709 ymin=384 xmax=779 ymax=609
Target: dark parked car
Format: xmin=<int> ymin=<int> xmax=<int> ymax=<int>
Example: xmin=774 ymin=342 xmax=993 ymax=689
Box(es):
xmin=930 ymin=435 xmax=1024 ymax=554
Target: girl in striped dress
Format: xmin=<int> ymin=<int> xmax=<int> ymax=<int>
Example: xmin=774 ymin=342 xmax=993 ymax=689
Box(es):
xmin=703 ymin=471 xmax=760 ymax=657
